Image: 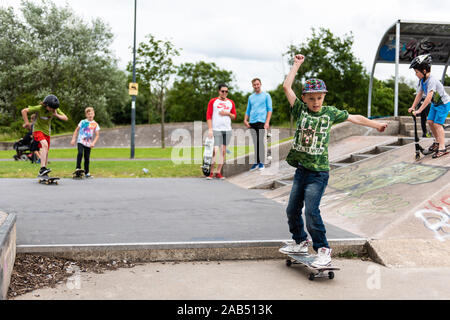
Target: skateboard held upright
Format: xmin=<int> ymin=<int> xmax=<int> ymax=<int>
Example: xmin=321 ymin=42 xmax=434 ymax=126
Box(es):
xmin=202 ymin=136 xmax=214 ymax=176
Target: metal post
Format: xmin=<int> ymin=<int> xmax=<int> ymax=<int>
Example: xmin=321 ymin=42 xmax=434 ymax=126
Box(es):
xmin=442 ymin=56 xmax=450 ymax=84
xmin=368 ymin=63 xmax=376 ymax=118
xmin=131 ymin=0 xmax=137 ymax=159
xmin=394 ymin=20 xmax=400 ymax=118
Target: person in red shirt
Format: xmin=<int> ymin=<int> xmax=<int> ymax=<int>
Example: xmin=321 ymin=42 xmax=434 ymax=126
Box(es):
xmin=206 ymin=84 xmax=237 ymax=180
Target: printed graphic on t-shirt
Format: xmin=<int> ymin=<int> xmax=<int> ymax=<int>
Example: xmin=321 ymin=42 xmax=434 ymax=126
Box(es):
xmin=77 ymin=120 xmax=100 ymax=147
xmin=207 ymin=98 xmax=236 ymax=131
xmin=293 ymin=110 xmax=331 ymax=155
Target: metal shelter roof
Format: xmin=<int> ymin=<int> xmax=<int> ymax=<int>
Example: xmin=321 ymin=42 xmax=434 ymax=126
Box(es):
xmin=368 ymin=20 xmax=450 ymax=117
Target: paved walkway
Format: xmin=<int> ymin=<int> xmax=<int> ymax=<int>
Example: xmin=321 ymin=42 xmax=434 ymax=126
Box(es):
xmin=13 ymin=259 xmax=450 ymax=300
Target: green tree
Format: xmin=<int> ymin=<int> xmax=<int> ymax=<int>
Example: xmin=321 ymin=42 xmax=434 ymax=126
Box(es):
xmin=284 ymin=28 xmax=369 ymax=115
xmin=444 ymin=74 xmax=450 ymax=86
xmin=0 ymin=6 xmax=34 ymax=122
xmin=384 ymin=77 xmax=416 ymax=116
xmin=267 ymin=84 xmax=292 ymax=127
xmin=370 ymin=79 xmax=394 ymax=117
xmin=132 ymin=34 xmax=180 ymax=148
xmin=166 ymin=61 xmax=236 ymax=122
xmin=0 ymin=0 xmax=129 ymax=136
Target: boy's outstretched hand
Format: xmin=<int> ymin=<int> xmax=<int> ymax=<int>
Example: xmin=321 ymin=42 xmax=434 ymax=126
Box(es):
xmin=377 ymin=123 xmax=388 ymax=132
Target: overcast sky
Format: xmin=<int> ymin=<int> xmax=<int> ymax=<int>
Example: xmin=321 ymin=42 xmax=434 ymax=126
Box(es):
xmin=3 ymin=0 xmax=450 ymax=92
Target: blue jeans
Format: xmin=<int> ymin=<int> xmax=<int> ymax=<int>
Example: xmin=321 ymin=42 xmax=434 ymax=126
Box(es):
xmin=286 ymin=166 xmax=329 ymax=252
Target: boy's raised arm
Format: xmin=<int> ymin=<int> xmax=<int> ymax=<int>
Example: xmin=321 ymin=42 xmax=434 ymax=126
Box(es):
xmin=283 ymin=54 xmax=305 ymax=107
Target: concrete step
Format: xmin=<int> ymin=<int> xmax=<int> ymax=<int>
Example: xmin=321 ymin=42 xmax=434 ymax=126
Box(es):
xmin=406 ymin=130 xmax=450 ymax=138
xmin=403 ymin=123 xmax=450 ymax=131
xmin=400 ymin=117 xmax=450 ymax=124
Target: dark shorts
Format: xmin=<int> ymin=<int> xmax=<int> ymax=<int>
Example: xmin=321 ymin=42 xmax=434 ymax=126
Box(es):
xmin=213 ymin=130 xmax=232 ymax=147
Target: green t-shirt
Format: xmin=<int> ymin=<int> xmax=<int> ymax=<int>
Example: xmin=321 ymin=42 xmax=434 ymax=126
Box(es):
xmin=27 ymin=105 xmax=67 ymax=136
xmin=286 ymin=99 xmax=349 ymax=172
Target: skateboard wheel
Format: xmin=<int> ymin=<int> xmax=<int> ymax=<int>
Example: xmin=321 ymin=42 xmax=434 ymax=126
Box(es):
xmin=286 ymin=259 xmax=292 ymax=267
xmin=328 ymin=272 xmax=335 ymax=280
xmin=55 ymin=181 xmax=59 ymax=185
xmin=308 ymin=273 xmax=315 ymax=281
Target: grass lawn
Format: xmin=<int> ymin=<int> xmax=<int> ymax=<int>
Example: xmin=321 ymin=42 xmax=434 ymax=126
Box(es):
xmin=1 ymin=137 xmax=293 ymax=178
xmin=0 ymin=145 xmax=254 ymax=160
xmin=1 ymin=136 xmax=295 ymax=160
xmin=0 ymin=160 xmax=203 ymax=178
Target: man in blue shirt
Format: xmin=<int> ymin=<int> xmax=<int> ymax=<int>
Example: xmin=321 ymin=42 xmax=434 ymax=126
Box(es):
xmin=244 ymin=78 xmax=273 ymax=171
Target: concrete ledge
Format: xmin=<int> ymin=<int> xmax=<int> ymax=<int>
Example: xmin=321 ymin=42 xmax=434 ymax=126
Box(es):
xmin=0 ymin=142 xmax=14 ymax=151
xmin=366 ymin=239 xmax=450 ymax=268
xmin=0 ymin=212 xmax=17 ymax=300
xmin=17 ymin=239 xmax=367 ymax=262
xmin=223 ymin=140 xmax=293 ymax=177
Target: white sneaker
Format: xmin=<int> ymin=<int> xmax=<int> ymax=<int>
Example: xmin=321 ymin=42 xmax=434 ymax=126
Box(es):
xmin=279 ymin=240 xmax=309 ymax=254
xmin=311 ymin=247 xmax=332 ymax=268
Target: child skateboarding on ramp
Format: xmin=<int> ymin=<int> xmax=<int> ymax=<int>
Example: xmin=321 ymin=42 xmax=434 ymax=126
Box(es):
xmin=70 ymin=107 xmax=100 ymax=179
xmin=408 ymin=54 xmax=450 ymax=159
xmin=21 ymin=95 xmax=68 ymax=177
xmin=280 ymin=54 xmax=387 ymax=268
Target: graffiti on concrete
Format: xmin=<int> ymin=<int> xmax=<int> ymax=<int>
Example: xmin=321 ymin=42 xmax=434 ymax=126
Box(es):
xmin=415 ymin=207 xmax=450 ymax=242
xmin=327 ymin=160 xmax=447 ymax=217
xmin=338 ymin=193 xmax=409 ymax=218
xmin=415 ymin=195 xmax=450 ymax=241
xmin=379 ymin=34 xmax=450 ymax=64
xmin=329 ymin=162 xmax=447 ymax=198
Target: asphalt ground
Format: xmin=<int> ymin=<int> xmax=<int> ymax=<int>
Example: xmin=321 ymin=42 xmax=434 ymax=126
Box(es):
xmin=0 ymin=178 xmax=359 ymax=247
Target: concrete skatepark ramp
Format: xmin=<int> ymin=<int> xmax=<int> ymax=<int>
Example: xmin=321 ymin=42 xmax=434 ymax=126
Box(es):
xmin=320 ymin=139 xmax=450 ymax=241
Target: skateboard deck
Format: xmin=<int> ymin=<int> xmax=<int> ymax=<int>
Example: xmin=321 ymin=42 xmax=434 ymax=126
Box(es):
xmin=38 ymin=176 xmax=60 ymax=185
xmin=201 ymin=136 xmax=214 ymax=176
xmin=73 ymin=169 xmax=85 ymax=179
xmin=284 ymin=253 xmax=340 ymax=281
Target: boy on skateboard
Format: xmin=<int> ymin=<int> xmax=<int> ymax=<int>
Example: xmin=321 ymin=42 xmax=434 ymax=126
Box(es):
xmin=21 ymin=95 xmax=68 ymax=177
xmin=206 ymin=84 xmax=237 ymax=180
xmin=70 ymin=107 xmax=100 ymax=178
xmin=408 ymin=54 xmax=450 ymax=158
xmin=280 ymin=54 xmax=387 ymax=268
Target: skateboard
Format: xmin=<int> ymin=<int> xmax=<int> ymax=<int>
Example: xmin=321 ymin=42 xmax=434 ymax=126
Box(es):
xmin=73 ymin=169 xmax=85 ymax=179
xmin=266 ymin=131 xmax=272 ymax=162
xmin=201 ymin=136 xmax=214 ymax=176
xmin=412 ymin=114 xmax=450 ymax=161
xmin=284 ymin=253 xmax=340 ymax=281
xmin=38 ymin=176 xmax=60 ymax=185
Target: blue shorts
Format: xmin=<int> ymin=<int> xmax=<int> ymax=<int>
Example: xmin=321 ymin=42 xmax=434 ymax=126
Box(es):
xmin=427 ymin=102 xmax=450 ymax=125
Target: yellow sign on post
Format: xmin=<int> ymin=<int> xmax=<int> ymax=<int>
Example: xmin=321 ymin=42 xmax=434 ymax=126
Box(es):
xmin=129 ymin=83 xmax=139 ymax=96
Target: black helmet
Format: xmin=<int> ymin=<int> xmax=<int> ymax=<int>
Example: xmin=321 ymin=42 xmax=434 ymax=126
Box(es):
xmin=43 ymin=95 xmax=60 ymax=109
xmin=409 ymin=54 xmax=432 ymax=71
